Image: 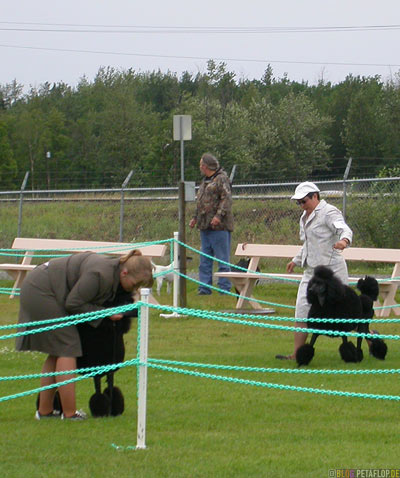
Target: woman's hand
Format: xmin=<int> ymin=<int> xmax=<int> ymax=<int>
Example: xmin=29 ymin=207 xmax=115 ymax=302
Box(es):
xmin=109 ymin=313 xmax=123 ymax=321
xmin=333 ymin=238 xmax=349 ymax=251
xmin=286 ymin=261 xmax=296 ymax=273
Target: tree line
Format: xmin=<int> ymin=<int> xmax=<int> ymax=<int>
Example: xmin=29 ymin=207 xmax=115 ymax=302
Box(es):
xmin=1 ymin=60 xmax=400 ymax=190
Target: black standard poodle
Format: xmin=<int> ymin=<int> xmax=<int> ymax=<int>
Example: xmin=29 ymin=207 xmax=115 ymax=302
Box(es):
xmin=295 ymin=265 xmax=388 ymax=366
xmin=76 ymin=285 xmax=138 ymax=417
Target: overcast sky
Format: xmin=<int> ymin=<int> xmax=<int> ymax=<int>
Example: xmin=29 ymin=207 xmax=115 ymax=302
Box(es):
xmin=1 ymin=0 xmax=399 ymax=90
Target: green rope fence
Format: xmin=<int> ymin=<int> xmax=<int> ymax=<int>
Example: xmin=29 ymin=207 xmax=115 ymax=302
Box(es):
xmin=174 ymin=238 xmax=400 ymax=312
xmin=175 ymin=237 xmax=400 ymax=285
xmin=145 ymin=362 xmax=400 ymax=401
xmin=0 ymin=238 xmax=173 ymax=259
xmin=0 ymin=303 xmax=140 ymax=403
xmin=1 ymin=236 xmax=399 ymax=312
xmin=178 ymin=270 xmax=295 ymax=309
xmin=0 ymin=304 xmax=140 ymax=339
xmin=148 ymin=358 xmax=400 ymax=376
xmin=146 ymin=302 xmax=400 ymax=340
xmin=0 ymin=287 xmax=18 ymax=296
xmin=176 ymin=238 xmax=302 ymax=284
xmin=1 ymin=237 xmax=400 ymax=409
xmin=0 ymin=359 xmax=140 ymax=403
xmin=2 ymin=300 xmax=400 ymax=404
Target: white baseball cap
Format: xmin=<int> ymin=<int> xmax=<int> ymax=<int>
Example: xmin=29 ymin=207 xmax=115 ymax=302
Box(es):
xmin=291 ymin=181 xmax=320 ymax=200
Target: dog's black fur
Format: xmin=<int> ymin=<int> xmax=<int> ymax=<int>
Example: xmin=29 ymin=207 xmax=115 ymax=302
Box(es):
xmin=38 ymin=286 xmax=137 ymax=417
xmin=296 ymin=265 xmax=387 ymax=366
xmin=76 ymin=285 xmax=137 ymax=417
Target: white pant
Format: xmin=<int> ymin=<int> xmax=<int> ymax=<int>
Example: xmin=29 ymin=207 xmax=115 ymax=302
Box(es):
xmin=295 ymin=262 xmax=349 ymax=320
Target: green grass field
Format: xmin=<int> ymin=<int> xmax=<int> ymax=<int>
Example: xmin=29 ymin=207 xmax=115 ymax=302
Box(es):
xmin=1 ymin=277 xmax=400 ymax=478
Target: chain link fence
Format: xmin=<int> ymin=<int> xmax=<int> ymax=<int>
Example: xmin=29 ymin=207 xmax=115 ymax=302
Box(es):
xmin=0 ymin=177 xmax=399 ymax=263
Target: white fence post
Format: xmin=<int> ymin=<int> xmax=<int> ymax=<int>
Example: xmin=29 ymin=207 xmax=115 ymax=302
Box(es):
xmin=160 ymin=231 xmax=183 ymax=318
xmin=173 ymin=231 xmax=179 ymax=310
xmin=136 ymin=288 xmax=150 ymax=450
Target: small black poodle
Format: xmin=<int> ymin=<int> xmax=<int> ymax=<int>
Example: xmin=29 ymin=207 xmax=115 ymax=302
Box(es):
xmin=296 ymin=265 xmax=387 ymax=366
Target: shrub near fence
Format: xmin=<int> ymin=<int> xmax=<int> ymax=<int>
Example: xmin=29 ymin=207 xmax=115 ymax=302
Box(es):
xmin=348 ymin=196 xmax=400 ymax=249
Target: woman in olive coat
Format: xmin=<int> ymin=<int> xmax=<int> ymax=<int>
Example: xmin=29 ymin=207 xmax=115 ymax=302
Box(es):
xmin=16 ymin=249 xmax=153 ymax=420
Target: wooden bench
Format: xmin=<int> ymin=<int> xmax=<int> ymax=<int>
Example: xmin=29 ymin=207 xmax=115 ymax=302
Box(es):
xmin=0 ymin=237 xmax=167 ymax=301
xmin=215 ymin=243 xmax=400 ymax=317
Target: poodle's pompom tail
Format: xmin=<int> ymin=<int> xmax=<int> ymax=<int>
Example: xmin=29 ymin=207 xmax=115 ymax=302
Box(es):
xmin=357 ymin=276 xmax=379 ymax=301
xmin=296 ymin=344 xmax=315 ymax=366
xmin=339 ymin=341 xmax=361 ymax=362
xmin=369 ymin=338 xmax=387 ymax=360
xmin=314 ymin=265 xmax=334 ymax=281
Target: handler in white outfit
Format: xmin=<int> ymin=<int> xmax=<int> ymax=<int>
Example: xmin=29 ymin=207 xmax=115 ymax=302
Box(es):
xmin=276 ymin=181 xmax=353 ymax=360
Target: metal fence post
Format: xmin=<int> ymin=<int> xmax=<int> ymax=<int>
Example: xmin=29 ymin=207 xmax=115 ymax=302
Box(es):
xmin=229 ymin=164 xmax=237 ymax=183
xmin=119 ymin=170 xmax=133 ymax=242
xmin=342 ymin=157 xmax=352 ymax=220
xmin=17 ymin=171 xmax=29 ymax=239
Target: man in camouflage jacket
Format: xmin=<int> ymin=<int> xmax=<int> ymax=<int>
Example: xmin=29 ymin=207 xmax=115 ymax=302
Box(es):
xmin=189 ymin=153 xmax=233 ymax=294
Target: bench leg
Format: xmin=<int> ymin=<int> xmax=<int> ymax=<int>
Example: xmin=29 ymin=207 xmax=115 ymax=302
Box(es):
xmin=235 ymin=279 xmax=263 ymax=310
xmin=9 ymin=251 xmax=33 ymax=299
xmin=375 ymin=283 xmax=400 ymax=317
xmin=10 ymin=271 xmax=28 ymax=299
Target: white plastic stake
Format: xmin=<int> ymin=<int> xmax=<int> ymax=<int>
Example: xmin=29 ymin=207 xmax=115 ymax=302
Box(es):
xmin=136 ymin=288 xmax=150 ymax=449
xmin=173 ymin=231 xmax=179 ymax=310
xmin=160 ymin=231 xmax=184 ymax=318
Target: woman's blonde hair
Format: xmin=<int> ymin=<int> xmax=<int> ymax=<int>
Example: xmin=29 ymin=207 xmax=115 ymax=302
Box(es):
xmin=119 ymin=250 xmax=154 ymax=288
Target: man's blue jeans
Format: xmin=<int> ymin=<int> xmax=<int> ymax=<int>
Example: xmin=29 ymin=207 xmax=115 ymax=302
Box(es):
xmin=198 ymin=230 xmax=231 ymax=294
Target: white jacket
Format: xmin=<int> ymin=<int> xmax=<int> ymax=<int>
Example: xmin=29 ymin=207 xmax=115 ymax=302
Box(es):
xmin=292 ymin=199 xmax=353 ymax=269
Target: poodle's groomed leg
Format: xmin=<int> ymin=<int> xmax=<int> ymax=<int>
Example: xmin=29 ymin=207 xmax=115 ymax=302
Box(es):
xmin=106 ymin=372 xmax=114 ymax=403
xmin=93 ymin=375 xmax=102 ymax=395
xmin=293 ymin=321 xmax=308 ymax=356
xmin=356 ymin=323 xmax=368 ymax=361
xmin=341 ymin=336 xmax=349 ymax=348
xmin=294 ymin=332 xmax=319 ymax=366
xmin=356 ymin=333 xmax=364 ymax=354
xmin=309 ymin=333 xmax=319 ymax=347
xmin=279 ymin=322 xmax=308 ymax=360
